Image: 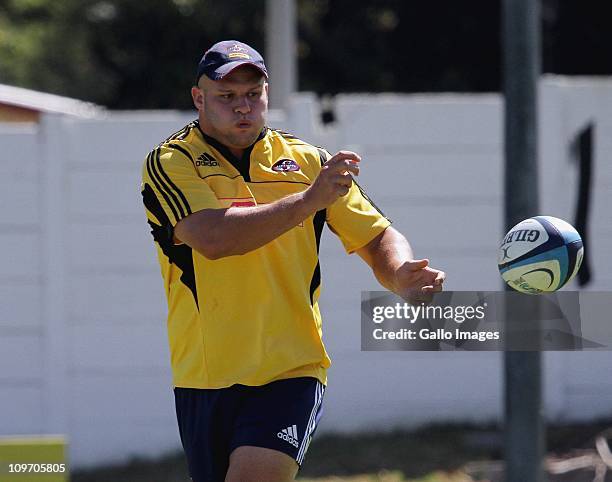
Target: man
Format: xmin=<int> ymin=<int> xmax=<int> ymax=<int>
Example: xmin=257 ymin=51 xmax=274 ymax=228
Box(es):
xmin=141 ymin=40 xmax=445 ymax=482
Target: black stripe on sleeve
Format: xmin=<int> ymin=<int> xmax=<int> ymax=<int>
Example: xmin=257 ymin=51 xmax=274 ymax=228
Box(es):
xmin=146 ymin=151 xmax=180 ymax=223
xmin=177 ymin=121 xmax=196 ymax=140
xmin=169 ymin=125 xmax=188 ymax=141
xmin=153 ymin=148 xmax=193 ymax=216
xmin=309 ymin=208 xmax=327 ymax=305
xmin=167 ymin=143 xmax=195 ymax=164
xmin=149 ymin=148 xmax=186 ymax=220
xmin=273 ymin=128 xmax=298 ymax=139
xmin=161 ymin=121 xmax=195 ymax=144
xmin=142 ymin=183 xmax=199 ymax=309
xmin=316 ymin=148 xmax=328 ymax=165
xmin=353 ymin=178 xmax=388 ymax=219
xmin=318 ymin=147 xmax=388 ymax=219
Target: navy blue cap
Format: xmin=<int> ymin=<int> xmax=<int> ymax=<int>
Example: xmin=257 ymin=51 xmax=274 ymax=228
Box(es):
xmin=196 ymin=40 xmax=268 ymax=83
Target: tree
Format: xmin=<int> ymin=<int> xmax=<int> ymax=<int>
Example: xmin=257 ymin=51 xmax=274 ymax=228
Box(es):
xmin=0 ymin=0 xmax=266 ymax=108
xmin=1 ymin=0 xmax=611 ymax=108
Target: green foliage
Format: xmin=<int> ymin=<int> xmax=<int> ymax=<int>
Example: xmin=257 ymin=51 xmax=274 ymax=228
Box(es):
xmin=1 ymin=0 xmax=611 ymax=108
xmin=0 ymin=0 xmax=266 ymax=108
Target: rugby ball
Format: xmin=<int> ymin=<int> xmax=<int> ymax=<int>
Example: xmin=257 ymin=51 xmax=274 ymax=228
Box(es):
xmin=498 ymin=216 xmax=584 ymax=294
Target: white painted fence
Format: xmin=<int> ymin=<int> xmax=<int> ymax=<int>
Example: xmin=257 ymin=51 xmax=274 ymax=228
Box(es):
xmin=1 ymin=76 xmax=611 ymax=467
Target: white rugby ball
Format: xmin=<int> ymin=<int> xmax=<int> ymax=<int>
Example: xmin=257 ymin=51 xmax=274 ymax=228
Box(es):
xmin=498 ymin=216 xmax=584 ymax=294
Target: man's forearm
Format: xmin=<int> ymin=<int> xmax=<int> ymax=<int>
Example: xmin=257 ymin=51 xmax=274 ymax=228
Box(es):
xmin=175 ymin=151 xmax=361 ymax=259
xmin=176 ymin=190 xmax=319 ymax=259
xmin=214 ymin=191 xmax=318 ymax=257
xmin=373 ymin=234 xmax=415 ymax=294
xmin=358 ymin=228 xmax=415 ymax=294
xmin=358 ymin=227 xmax=444 ymax=299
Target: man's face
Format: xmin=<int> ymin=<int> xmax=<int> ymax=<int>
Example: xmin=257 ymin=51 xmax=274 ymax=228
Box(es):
xmin=192 ymin=66 xmax=268 ymax=151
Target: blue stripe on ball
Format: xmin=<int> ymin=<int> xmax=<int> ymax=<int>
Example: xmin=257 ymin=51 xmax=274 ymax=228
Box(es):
xmin=560 ymin=239 xmax=584 ymax=288
xmin=499 ymin=245 xmax=568 ymax=285
xmin=535 ymin=215 xmax=581 ymax=244
xmin=499 ymin=216 xmax=583 ymax=293
xmin=497 ymin=216 xmax=566 ymax=271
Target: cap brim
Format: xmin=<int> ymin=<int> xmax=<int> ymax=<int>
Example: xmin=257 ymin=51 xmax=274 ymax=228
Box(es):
xmin=212 ymin=60 xmax=268 ymax=80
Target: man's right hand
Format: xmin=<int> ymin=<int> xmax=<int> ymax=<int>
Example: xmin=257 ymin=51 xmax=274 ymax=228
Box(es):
xmin=304 ymin=151 xmax=361 ymax=211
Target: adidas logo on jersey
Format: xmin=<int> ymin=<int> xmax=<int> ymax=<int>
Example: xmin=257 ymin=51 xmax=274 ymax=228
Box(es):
xmin=195 ymin=153 xmax=219 ymax=167
xmin=277 ymin=424 xmax=299 ymax=448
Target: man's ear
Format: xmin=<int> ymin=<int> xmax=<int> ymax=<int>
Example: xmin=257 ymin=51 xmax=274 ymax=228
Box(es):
xmin=191 ymin=86 xmax=205 ymax=110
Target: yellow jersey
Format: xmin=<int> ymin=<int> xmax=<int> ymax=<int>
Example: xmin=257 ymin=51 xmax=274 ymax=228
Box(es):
xmin=141 ymin=120 xmax=390 ymax=389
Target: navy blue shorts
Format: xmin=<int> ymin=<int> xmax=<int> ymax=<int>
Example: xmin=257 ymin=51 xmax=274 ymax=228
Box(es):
xmin=174 ymin=377 xmax=325 ymax=482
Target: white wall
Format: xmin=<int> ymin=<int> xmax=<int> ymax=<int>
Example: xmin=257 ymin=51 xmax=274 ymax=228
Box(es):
xmin=0 ymin=123 xmax=44 ymax=437
xmin=539 ymin=76 xmax=612 ymax=422
xmin=1 ymin=77 xmax=611 ymax=467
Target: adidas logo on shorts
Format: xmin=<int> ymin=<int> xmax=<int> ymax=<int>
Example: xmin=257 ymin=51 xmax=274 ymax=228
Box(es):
xmin=277 ymin=424 xmax=299 ymax=448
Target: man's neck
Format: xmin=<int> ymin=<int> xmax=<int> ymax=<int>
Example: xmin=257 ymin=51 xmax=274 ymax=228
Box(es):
xmin=197 ymin=123 xmax=245 ymax=159
xmin=228 ymin=146 xmax=245 ymax=159
xmin=197 ymin=121 xmax=268 ymax=163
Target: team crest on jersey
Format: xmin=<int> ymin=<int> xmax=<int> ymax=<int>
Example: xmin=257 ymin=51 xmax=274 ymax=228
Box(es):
xmin=271 ymin=159 xmax=300 ymax=172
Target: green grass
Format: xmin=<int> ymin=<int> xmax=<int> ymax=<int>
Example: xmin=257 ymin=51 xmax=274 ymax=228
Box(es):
xmin=298 ymin=426 xmax=498 ymax=478
xmin=71 ymin=420 xmax=612 ymax=482
xmin=299 ymin=471 xmax=473 ymax=482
